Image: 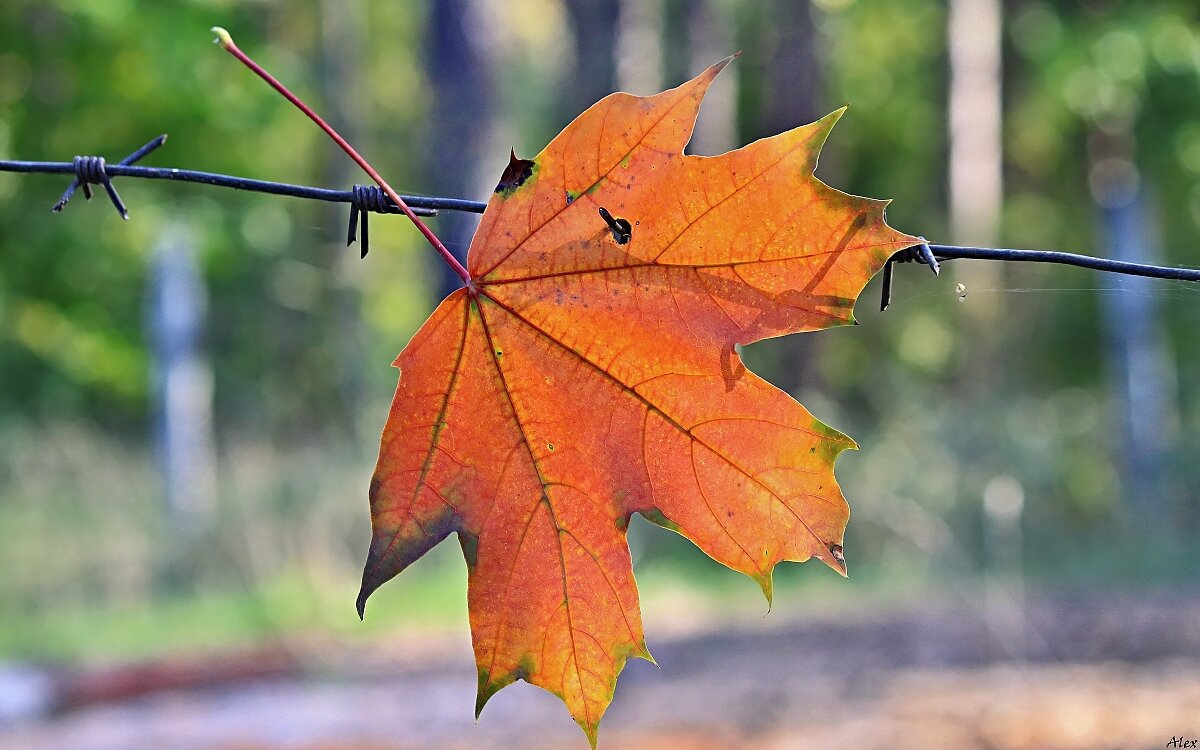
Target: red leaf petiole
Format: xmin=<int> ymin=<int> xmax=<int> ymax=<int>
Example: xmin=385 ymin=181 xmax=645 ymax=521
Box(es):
xmin=210 ymin=26 xmax=472 ymax=287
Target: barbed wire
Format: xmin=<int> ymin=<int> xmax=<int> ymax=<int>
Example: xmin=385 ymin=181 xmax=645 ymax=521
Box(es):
xmin=3 ymin=136 xmax=1198 ymax=305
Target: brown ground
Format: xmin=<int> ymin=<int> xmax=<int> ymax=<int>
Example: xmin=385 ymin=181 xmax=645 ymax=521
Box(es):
xmin=3 ymin=591 xmax=1198 ymax=750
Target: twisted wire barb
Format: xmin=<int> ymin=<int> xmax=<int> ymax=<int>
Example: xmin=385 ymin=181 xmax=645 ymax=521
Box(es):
xmin=50 ymin=135 xmax=170 ymax=218
xmin=348 ymin=184 xmax=400 ymax=258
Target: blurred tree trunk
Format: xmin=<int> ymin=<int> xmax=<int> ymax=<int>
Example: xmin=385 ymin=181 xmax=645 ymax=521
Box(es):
xmin=616 ymin=0 xmax=662 ymax=95
xmin=148 ymin=225 xmax=217 ymax=590
xmin=947 ymin=0 xmax=1003 ymax=250
xmin=737 ymin=0 xmax=822 ymax=394
xmin=426 ymin=0 xmax=496 ymax=296
xmin=660 ymin=0 xmax=721 ymax=142
xmin=683 ymin=0 xmax=737 ymax=155
xmin=563 ymin=0 xmax=621 ymax=122
xmin=738 ymin=0 xmax=822 ymax=139
xmin=319 ymin=0 xmax=367 ymax=438
xmin=662 ymin=0 xmax=696 ymax=88
xmin=1092 ymin=135 xmax=1178 ymax=532
xmin=946 ymin=0 xmax=1005 ymax=404
xmin=657 ymin=0 xmax=737 ymax=145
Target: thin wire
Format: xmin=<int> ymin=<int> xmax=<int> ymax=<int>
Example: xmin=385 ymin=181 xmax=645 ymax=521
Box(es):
xmin=2 ymin=159 xmax=458 ymax=215
xmin=3 ymin=158 xmax=1199 ymax=285
xmin=930 ymin=245 xmax=1200 ymax=283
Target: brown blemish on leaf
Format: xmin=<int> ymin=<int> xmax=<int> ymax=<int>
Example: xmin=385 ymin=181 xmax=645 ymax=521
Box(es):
xmin=459 ymin=530 xmax=479 ymax=569
xmin=598 ymin=207 xmax=632 ymax=244
xmin=719 ymin=342 xmax=746 ymax=391
xmin=513 ymin=654 xmax=536 ymax=682
xmin=358 ymin=503 xmax=461 ymax=620
xmin=830 ymin=543 xmax=845 ymax=567
xmin=828 ymin=542 xmax=848 ymax=576
xmin=495 ymin=148 xmax=536 ymax=195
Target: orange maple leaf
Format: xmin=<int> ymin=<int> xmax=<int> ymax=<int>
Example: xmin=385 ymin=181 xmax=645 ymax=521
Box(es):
xmin=357 ymin=58 xmax=918 ymax=745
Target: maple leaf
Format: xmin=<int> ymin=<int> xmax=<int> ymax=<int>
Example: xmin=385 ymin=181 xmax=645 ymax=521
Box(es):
xmin=357 ymin=57 xmax=918 ymax=745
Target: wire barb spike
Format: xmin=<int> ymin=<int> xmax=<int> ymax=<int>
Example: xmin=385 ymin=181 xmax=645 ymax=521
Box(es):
xmin=50 ymin=134 xmax=168 ymax=219
xmin=347 ymin=184 xmax=413 ymax=258
xmin=880 ymin=239 xmax=941 ymax=311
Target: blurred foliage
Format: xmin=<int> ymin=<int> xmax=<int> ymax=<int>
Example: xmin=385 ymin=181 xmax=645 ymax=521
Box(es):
xmin=1 ymin=0 xmax=1199 ymax=656
xmin=0 ymin=2 xmax=435 ymax=435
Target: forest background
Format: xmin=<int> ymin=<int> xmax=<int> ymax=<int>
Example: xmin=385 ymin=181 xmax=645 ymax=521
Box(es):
xmin=0 ymin=1 xmax=1198 ymax=746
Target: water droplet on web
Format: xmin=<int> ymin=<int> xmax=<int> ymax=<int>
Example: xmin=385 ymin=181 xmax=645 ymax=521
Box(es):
xmin=955 ymin=282 xmax=967 ymax=302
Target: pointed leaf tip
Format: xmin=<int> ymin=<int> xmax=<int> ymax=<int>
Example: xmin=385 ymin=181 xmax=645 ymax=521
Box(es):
xmin=757 ymin=568 xmax=776 ymax=612
xmin=703 ymin=54 xmax=736 ymax=79
xmin=638 ymin=642 xmax=658 ymax=668
xmin=355 ymin=576 xmax=377 ymax=621
xmin=474 ymin=671 xmax=505 ymax=720
xmin=829 ymin=543 xmax=848 ymax=577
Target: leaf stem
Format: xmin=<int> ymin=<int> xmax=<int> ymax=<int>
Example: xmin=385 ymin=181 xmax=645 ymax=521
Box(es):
xmin=209 ymin=26 xmax=471 ymax=286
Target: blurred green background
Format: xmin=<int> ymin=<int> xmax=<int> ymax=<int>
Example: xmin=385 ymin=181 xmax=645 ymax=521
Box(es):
xmin=0 ymin=1 xmax=1198 ymax=747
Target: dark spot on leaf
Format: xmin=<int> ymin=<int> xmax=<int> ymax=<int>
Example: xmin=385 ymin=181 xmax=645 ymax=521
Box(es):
xmin=513 ymin=653 xmax=536 ymax=682
xmin=358 ymin=504 xmax=462 ymax=620
xmin=829 ymin=543 xmax=845 ymax=567
xmin=719 ymin=342 xmax=746 ymax=391
xmin=640 ymin=507 xmax=681 ymax=533
xmin=547 ymin=442 xmax=555 ymax=451
xmin=598 ymin=207 xmax=632 ymax=244
xmin=495 ymin=148 xmax=536 ymax=195
xmin=460 ymin=531 xmax=479 ymax=569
